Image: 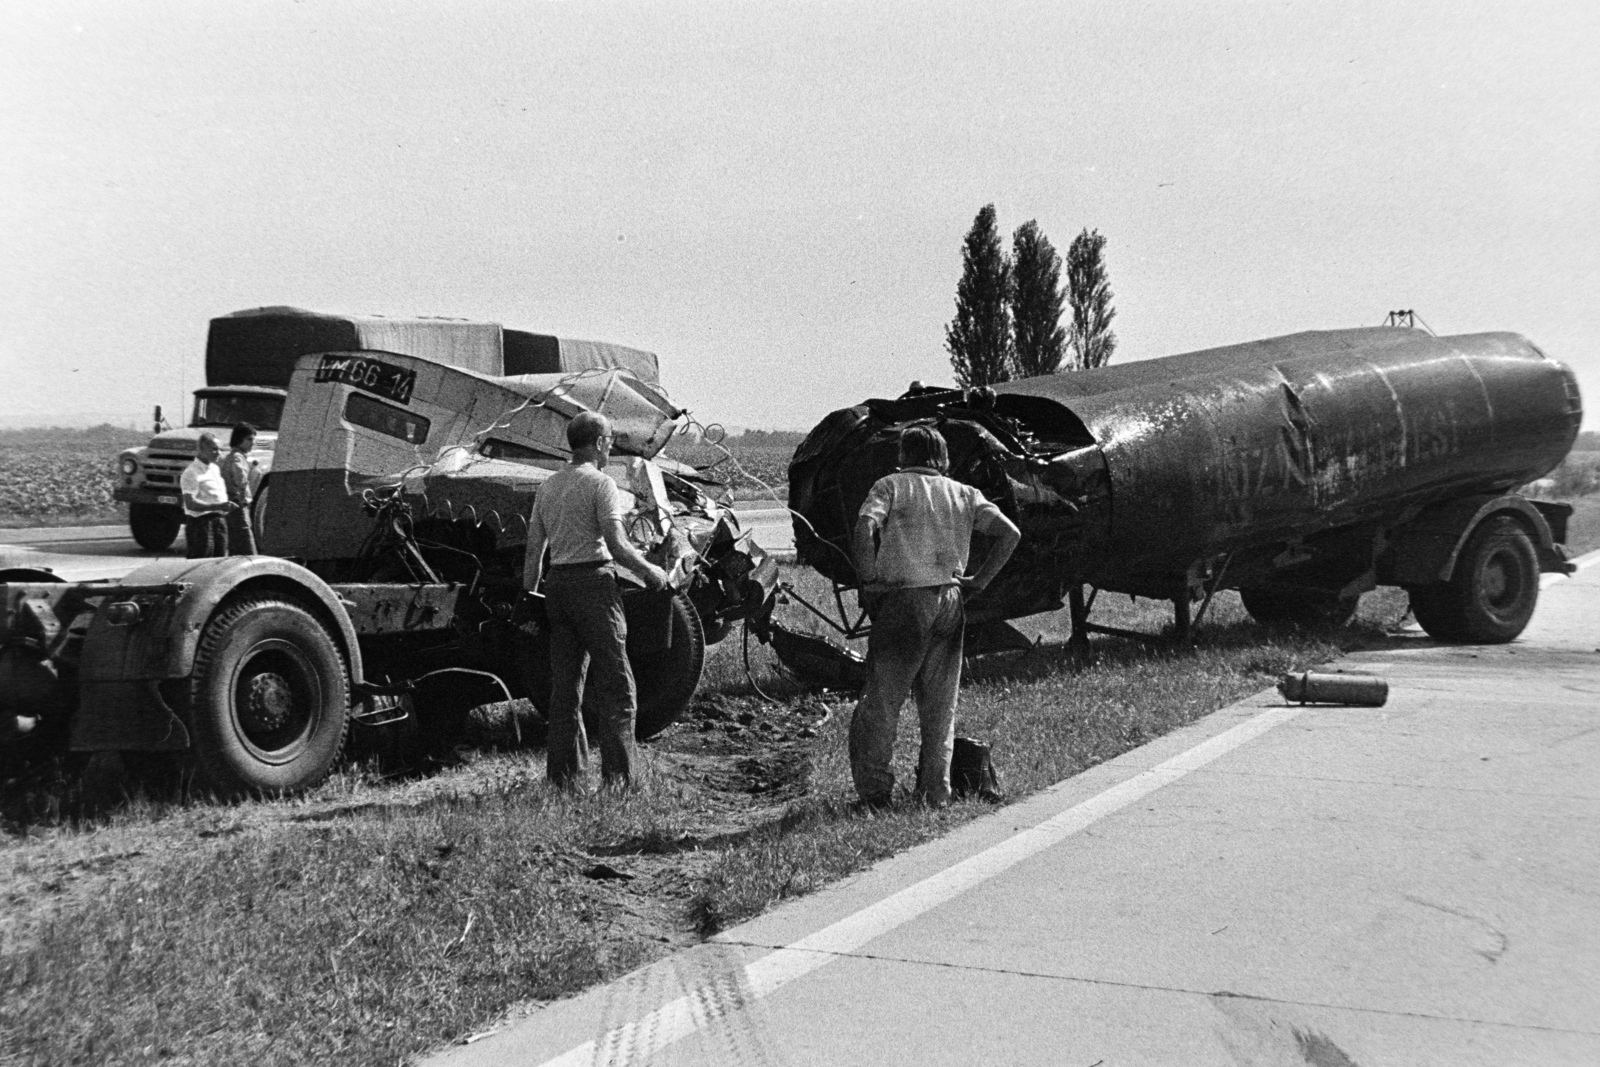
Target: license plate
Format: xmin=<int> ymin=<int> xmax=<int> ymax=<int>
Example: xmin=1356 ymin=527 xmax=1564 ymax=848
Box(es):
xmin=158 ymin=495 xmax=178 ymax=505
xmin=313 ymin=354 xmax=418 ymax=405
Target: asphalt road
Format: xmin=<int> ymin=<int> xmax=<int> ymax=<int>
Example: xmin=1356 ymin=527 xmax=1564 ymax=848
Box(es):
xmin=0 ymin=508 xmax=796 ymax=582
xmin=429 ymin=555 xmax=1600 ymax=1067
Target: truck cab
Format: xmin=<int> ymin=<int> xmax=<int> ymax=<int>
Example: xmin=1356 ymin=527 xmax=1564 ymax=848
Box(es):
xmin=114 ymin=386 xmax=285 ymax=550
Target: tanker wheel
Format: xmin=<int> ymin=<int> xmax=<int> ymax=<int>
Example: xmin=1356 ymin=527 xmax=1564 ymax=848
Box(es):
xmin=185 ymin=595 xmax=349 ymax=796
xmin=1409 ymin=516 xmax=1538 ymax=643
xmin=129 ymin=503 xmax=181 ymax=551
xmin=1240 ymin=586 xmax=1359 ymax=629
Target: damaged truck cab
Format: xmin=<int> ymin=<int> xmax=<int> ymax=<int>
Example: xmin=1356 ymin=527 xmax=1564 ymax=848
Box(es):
xmin=790 ymin=328 xmax=1582 ymax=645
xmin=4 ymin=336 xmax=776 ymax=796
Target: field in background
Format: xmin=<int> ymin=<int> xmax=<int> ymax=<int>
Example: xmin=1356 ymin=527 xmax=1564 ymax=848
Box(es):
xmin=4 ymin=424 xmax=1596 ymax=526
xmin=0 ymin=426 xmax=144 ymax=527
xmin=663 ymin=430 xmax=805 ymax=503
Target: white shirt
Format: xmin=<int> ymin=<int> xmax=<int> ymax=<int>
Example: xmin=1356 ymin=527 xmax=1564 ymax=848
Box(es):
xmin=179 ymin=458 xmax=228 ymax=517
xmin=858 ymin=467 xmax=1007 ymax=588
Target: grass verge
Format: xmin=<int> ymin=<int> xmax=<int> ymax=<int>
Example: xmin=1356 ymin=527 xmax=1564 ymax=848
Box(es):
xmin=0 ymin=578 xmax=1410 ymax=1066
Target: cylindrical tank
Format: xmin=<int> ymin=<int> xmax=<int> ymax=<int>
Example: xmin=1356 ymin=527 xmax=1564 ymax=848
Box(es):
xmin=789 ymin=328 xmax=1580 ymax=609
xmin=997 ymin=328 xmax=1580 ymax=575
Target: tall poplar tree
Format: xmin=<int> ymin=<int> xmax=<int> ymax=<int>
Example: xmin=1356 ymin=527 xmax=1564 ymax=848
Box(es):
xmin=1066 ymin=228 xmax=1117 ymax=370
xmin=946 ymin=204 xmax=1013 ymax=387
xmin=1009 ymin=220 xmax=1067 ymax=377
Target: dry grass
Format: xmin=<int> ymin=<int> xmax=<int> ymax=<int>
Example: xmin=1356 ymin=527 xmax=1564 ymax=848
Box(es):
xmin=0 ymin=572 xmax=1409 ymax=1066
xmin=2 ymin=491 xmax=1594 ymax=1065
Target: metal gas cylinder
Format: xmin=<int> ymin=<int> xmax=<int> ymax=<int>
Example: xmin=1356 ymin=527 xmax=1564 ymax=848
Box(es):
xmin=1277 ymin=671 xmax=1389 ymax=706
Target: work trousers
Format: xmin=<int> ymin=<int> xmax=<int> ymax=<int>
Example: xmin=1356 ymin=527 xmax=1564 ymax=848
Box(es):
xmin=849 ymin=584 xmax=965 ymax=807
xmin=226 ymin=508 xmax=256 ymax=555
xmin=542 ymin=564 xmax=637 ymax=788
xmin=184 ymin=514 xmax=228 ymax=559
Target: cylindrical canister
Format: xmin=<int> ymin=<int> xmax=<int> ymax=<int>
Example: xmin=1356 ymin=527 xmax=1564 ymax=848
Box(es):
xmin=1277 ymin=671 xmax=1389 ymax=706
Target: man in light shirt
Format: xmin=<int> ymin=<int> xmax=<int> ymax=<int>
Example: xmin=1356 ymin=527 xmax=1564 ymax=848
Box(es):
xmin=850 ymin=425 xmax=1021 ymax=809
xmin=524 ymin=412 xmax=670 ymax=789
xmin=179 ymin=431 xmax=240 ymax=559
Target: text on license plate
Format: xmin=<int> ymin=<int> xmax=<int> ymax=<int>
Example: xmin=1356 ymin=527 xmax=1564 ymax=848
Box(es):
xmin=158 ymin=495 xmax=179 ymax=505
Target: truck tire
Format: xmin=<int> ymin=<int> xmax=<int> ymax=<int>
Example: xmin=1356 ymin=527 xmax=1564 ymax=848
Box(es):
xmin=522 ymin=591 xmax=705 ymax=741
xmin=185 ymin=595 xmax=349 ymax=795
xmin=250 ymin=478 xmax=270 ymax=548
xmin=620 ymin=591 xmax=706 ymax=741
xmin=1240 ymin=586 xmax=1359 ymax=629
xmin=1409 ymin=516 xmax=1539 ymax=643
xmin=129 ymin=503 xmax=181 ymax=551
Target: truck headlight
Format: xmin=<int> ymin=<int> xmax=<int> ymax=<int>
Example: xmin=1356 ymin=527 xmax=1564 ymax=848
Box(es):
xmin=120 ymin=457 xmax=138 ymax=475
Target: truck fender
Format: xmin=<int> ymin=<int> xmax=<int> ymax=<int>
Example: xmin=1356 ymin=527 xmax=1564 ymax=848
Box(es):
xmin=1384 ymin=494 xmax=1566 ymax=587
xmin=76 ymin=556 xmax=364 ymax=686
xmin=71 ymin=557 xmax=364 ymax=753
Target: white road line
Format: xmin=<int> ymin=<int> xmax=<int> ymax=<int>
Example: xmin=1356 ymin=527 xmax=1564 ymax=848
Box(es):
xmin=538 ymin=705 xmax=1307 ymax=1067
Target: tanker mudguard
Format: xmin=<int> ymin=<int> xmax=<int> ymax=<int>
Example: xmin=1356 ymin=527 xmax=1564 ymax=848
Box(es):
xmin=76 ymin=556 xmax=365 ymax=686
xmin=1385 ymin=494 xmax=1571 ymax=586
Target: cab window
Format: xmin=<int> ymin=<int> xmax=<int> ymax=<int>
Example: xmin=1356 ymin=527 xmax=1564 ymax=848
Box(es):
xmin=344 ymin=393 xmax=430 ymax=444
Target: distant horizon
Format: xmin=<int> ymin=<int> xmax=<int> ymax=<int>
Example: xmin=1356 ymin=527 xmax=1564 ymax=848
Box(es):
xmin=4 ymin=2 xmax=1594 ymax=431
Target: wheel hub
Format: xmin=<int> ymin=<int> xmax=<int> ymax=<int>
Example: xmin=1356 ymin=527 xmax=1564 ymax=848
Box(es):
xmin=242 ymin=672 xmax=295 ymax=734
xmin=1483 ymin=554 xmax=1514 ymax=606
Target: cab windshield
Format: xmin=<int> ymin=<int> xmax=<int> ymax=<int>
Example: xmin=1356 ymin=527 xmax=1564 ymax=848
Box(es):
xmin=192 ymin=393 xmax=284 ymax=432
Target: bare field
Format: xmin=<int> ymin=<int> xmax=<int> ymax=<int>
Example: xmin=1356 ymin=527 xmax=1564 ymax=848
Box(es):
xmin=0 ymin=427 xmax=142 ymax=527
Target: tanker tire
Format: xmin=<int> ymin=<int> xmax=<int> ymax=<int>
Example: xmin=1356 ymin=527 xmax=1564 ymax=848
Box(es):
xmin=1409 ymin=516 xmax=1538 ymax=643
xmin=186 ymin=595 xmax=349 ymax=796
xmin=129 ymin=503 xmax=181 ymax=551
xmin=1240 ymin=586 xmax=1359 ymax=629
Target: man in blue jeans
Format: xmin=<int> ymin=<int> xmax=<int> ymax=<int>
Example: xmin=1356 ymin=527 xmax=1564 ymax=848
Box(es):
xmin=523 ymin=412 xmax=670 ymax=789
xmin=850 ymin=425 xmax=1021 ymax=809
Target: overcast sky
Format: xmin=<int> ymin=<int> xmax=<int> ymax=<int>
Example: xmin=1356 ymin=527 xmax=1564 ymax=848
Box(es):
xmin=2 ymin=0 xmax=1595 ymax=431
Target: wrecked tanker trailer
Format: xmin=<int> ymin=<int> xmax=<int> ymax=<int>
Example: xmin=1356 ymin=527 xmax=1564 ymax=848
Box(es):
xmin=788 ymin=327 xmax=1581 ymax=646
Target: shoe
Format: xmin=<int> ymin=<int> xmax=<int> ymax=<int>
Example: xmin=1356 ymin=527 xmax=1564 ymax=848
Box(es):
xmin=850 ymin=796 xmax=893 ymax=815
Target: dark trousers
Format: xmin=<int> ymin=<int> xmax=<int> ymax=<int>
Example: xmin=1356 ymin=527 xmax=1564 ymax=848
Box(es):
xmin=227 ymin=508 xmax=256 ymax=555
xmin=543 ymin=564 xmax=637 ymax=787
xmin=184 ymin=514 xmax=228 ymax=559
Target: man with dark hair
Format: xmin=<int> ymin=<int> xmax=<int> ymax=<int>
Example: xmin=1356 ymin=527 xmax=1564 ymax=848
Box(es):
xmin=221 ymin=423 xmax=257 ymax=555
xmin=179 ymin=432 xmax=239 ymax=559
xmin=850 ymin=424 xmax=1021 ymax=808
xmin=524 ymin=411 xmax=671 ymax=789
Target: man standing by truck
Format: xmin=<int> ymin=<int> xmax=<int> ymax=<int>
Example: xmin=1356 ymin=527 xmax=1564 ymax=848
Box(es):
xmin=850 ymin=425 xmax=1021 ymax=809
xmin=523 ymin=412 xmax=671 ymax=789
xmin=179 ymin=431 xmax=240 ymax=559
xmin=221 ymin=423 xmax=257 ymax=555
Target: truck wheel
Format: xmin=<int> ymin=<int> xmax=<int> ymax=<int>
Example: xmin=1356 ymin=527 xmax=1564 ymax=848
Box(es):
xmin=623 ymin=592 xmax=706 ymax=740
xmin=1240 ymin=586 xmax=1359 ymax=629
xmin=186 ymin=595 xmax=349 ymax=795
xmin=522 ymin=592 xmax=706 ymax=742
xmin=129 ymin=503 xmax=181 ymax=551
xmin=251 ymin=478 xmax=270 ymax=548
xmin=1409 ymin=516 xmax=1539 ymax=643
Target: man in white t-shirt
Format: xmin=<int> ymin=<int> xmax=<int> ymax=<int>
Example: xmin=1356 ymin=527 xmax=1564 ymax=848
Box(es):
xmin=850 ymin=425 xmax=1020 ymax=809
xmin=179 ymin=432 xmax=240 ymax=559
xmin=524 ymin=412 xmax=670 ymax=789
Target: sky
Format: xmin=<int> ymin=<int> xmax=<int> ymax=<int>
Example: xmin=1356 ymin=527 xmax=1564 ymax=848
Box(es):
xmin=2 ymin=0 xmax=1596 ymax=432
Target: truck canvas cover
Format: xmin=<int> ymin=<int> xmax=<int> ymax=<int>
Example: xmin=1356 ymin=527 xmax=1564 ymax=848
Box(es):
xmin=206 ymin=307 xmax=660 ymax=388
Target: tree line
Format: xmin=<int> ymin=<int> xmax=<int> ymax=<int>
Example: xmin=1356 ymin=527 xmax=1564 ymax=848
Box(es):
xmin=946 ymin=203 xmax=1116 ymax=387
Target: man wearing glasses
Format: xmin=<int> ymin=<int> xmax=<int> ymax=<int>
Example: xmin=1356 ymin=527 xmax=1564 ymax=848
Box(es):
xmin=524 ymin=412 xmax=671 ymax=789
